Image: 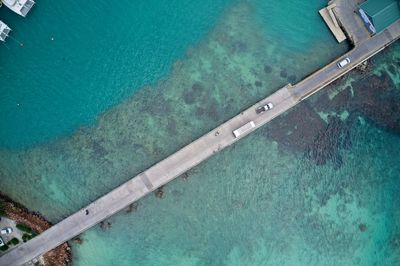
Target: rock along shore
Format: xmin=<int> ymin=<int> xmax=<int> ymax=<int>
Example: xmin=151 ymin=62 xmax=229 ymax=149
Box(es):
xmin=0 ymin=193 xmax=72 ymax=266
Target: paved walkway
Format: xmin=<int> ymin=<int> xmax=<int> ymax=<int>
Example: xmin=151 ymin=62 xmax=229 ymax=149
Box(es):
xmin=332 ymin=0 xmax=370 ymax=45
xmin=0 ymin=86 xmax=297 ymax=266
xmin=293 ymin=20 xmax=400 ymax=102
xmin=1 ymin=11 xmax=400 ymax=266
xmin=319 ymin=4 xmax=347 ymax=43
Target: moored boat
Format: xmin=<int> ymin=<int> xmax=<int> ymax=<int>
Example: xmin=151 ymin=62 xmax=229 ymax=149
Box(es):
xmin=0 ymin=21 xmax=11 ymax=42
xmin=2 ymin=0 xmax=35 ymax=17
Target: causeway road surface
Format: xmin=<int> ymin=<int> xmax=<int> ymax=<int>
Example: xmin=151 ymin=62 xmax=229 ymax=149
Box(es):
xmin=1 ymin=19 xmax=399 ymax=266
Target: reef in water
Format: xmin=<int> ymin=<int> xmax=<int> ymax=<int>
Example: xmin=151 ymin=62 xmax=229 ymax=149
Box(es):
xmin=265 ymin=49 xmax=400 ymax=170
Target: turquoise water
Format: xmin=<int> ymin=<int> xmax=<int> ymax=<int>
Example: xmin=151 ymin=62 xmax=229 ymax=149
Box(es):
xmin=0 ymin=0 xmax=348 ymax=150
xmin=69 ymin=41 xmax=400 ymax=265
xmin=0 ymin=0 xmax=231 ymax=149
xmin=1 ymin=0 xmax=399 ymax=265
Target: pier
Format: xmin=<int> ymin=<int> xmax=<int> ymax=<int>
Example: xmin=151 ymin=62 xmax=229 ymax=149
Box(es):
xmin=1 ymin=1 xmax=400 ymax=265
xmin=319 ymin=4 xmax=347 ymax=43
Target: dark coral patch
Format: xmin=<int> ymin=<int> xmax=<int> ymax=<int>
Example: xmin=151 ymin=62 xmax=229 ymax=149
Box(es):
xmin=265 ymin=103 xmax=326 ymax=152
xmin=351 ymin=73 xmax=400 ymax=134
xmin=195 ymin=107 xmax=205 ymax=117
xmin=287 ymin=74 xmax=297 ymax=84
xmin=280 ymin=69 xmax=288 ymax=78
xmin=359 ymin=223 xmax=367 ymax=232
xmin=233 ymin=41 xmax=247 ymax=53
xmin=192 ymin=82 xmax=204 ymax=93
xmin=264 ymin=65 xmax=272 ymax=74
xmin=182 ymin=82 xmax=205 ymax=104
xmin=265 ymin=102 xmax=352 ymax=169
xmin=305 ymin=116 xmax=348 ymax=167
xmin=254 ymin=81 xmax=262 ymax=87
xmin=166 ymin=119 xmax=178 ymax=134
xmin=314 ymin=86 xmax=353 ymax=114
xmin=206 ymin=103 xmax=220 ymax=122
xmin=391 ymin=235 xmax=400 ymax=249
xmin=266 ymin=49 xmax=400 ymax=169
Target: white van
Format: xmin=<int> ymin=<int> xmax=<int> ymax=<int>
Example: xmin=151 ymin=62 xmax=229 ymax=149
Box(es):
xmin=233 ymin=121 xmax=256 ymax=138
xmin=337 ymin=57 xmax=350 ymax=68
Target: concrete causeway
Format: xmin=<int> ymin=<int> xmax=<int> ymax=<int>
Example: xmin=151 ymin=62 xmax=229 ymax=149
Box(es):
xmin=1 ymin=3 xmax=400 ymax=266
xmin=292 ymin=25 xmax=400 ymax=102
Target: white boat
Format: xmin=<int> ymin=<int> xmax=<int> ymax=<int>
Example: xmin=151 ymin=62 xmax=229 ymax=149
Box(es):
xmin=2 ymin=0 xmax=35 ymax=17
xmin=0 ymin=21 xmax=11 ymax=42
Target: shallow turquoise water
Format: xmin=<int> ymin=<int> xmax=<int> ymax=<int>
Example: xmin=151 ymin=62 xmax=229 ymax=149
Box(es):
xmin=67 ymin=42 xmax=400 ymax=266
xmin=0 ymin=0 xmax=348 ymax=218
xmin=0 ymin=0 xmax=347 ymax=149
xmin=1 ymin=0 xmax=399 ymax=265
xmin=0 ymin=0 xmax=231 ymax=149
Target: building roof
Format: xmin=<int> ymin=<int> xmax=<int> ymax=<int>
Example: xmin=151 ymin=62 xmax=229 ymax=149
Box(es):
xmin=360 ymin=0 xmax=400 ymax=32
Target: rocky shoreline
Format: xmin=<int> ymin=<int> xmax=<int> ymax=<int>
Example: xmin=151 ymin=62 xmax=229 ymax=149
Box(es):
xmin=0 ymin=194 xmax=72 ymax=266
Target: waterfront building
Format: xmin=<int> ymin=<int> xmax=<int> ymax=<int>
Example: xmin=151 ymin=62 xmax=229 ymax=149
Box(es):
xmin=359 ymin=0 xmax=400 ymax=33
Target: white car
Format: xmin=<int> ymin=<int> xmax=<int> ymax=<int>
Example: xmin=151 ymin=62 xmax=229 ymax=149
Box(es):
xmin=0 ymin=236 xmax=4 ymax=247
xmin=1 ymin=227 xmax=12 ymax=235
xmin=256 ymin=103 xmax=274 ymax=114
xmin=337 ymin=57 xmax=350 ymax=68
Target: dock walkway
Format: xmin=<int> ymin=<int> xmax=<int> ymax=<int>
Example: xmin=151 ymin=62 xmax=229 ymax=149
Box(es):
xmin=331 ymin=0 xmax=371 ymax=44
xmin=319 ymin=4 xmax=347 ymax=43
xmin=1 ymin=5 xmax=400 ymax=266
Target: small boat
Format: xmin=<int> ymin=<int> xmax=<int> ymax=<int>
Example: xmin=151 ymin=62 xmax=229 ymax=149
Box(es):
xmin=0 ymin=21 xmax=11 ymax=42
xmin=2 ymin=0 xmax=35 ymax=17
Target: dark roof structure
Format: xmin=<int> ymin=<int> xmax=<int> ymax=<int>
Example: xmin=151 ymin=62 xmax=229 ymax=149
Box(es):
xmin=359 ymin=0 xmax=400 ymax=33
